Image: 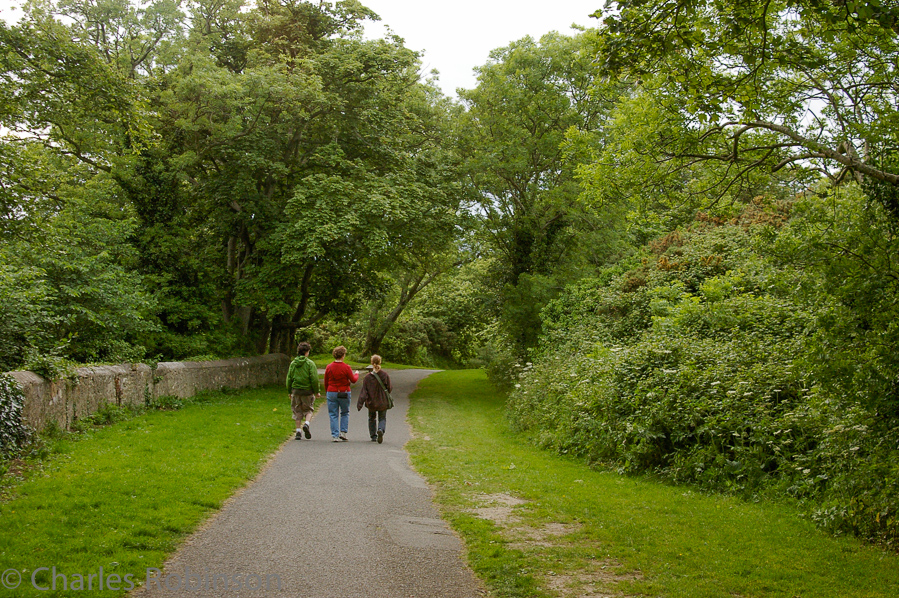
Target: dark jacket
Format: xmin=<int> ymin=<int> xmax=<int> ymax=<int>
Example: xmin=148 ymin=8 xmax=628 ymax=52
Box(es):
xmin=357 ymin=369 xmax=392 ymax=411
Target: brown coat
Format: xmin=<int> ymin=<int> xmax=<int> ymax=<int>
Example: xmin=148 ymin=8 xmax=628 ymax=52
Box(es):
xmin=356 ymin=370 xmax=392 ymax=411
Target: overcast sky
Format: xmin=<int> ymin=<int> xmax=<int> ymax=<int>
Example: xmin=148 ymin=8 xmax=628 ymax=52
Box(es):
xmin=360 ymin=1 xmax=600 ymax=96
xmin=0 ymin=0 xmax=601 ymax=96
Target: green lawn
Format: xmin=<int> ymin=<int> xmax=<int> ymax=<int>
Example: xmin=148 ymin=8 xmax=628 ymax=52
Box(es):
xmin=3 ymin=370 xmax=896 ymax=598
xmin=0 ymin=386 xmax=293 ymax=597
xmin=406 ymin=369 xmax=899 ymax=598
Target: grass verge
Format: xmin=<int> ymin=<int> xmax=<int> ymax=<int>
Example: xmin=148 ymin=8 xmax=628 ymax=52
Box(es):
xmin=406 ymin=369 xmax=899 ymax=598
xmin=0 ymin=385 xmax=293 ymax=597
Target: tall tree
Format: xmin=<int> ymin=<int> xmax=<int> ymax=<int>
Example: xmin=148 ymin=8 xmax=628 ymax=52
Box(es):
xmin=1 ymin=0 xmax=471 ymax=363
xmin=149 ymin=0 xmax=473 ymax=355
xmin=458 ymin=31 xmax=614 ymax=353
xmin=566 ymin=78 xmax=804 ymax=246
xmin=0 ymin=7 xmax=161 ymax=367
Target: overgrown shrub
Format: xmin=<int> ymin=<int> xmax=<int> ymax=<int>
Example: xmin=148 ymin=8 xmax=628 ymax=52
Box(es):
xmin=512 ymin=333 xmax=816 ymax=490
xmin=481 ymin=336 xmax=533 ymax=391
xmin=0 ymin=374 xmax=33 ymax=459
xmin=0 ymin=264 xmax=56 ymax=372
xmin=804 ymin=406 xmax=899 ymax=545
xmin=510 ymin=194 xmax=899 ymax=548
xmin=21 ymin=347 xmax=78 ymax=382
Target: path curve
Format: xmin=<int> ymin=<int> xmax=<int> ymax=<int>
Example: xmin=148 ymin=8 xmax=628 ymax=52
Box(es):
xmin=133 ymin=368 xmax=483 ymax=597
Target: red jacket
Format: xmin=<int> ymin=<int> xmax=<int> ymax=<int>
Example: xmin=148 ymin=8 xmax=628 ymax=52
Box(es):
xmin=324 ymin=361 xmax=359 ymax=392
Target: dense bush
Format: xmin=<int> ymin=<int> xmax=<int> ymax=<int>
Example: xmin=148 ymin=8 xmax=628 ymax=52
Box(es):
xmin=0 ymin=374 xmax=33 ymax=459
xmin=509 ymin=193 xmax=899 ymax=548
xmin=0 ymin=167 xmax=156 ymax=370
xmin=0 ymin=264 xmax=55 ymax=372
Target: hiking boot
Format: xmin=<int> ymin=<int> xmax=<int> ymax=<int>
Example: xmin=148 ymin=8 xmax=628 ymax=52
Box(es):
xmin=377 ymin=429 xmax=384 ymax=444
xmin=302 ymin=422 xmax=311 ymax=439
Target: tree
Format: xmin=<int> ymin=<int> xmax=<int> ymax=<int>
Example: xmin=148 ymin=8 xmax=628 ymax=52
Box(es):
xmin=593 ymin=0 xmax=899 ymax=198
xmin=567 ymin=78 xmax=805 ymax=245
xmin=361 ymin=246 xmax=468 ymax=357
xmin=1 ymin=1 xmax=210 ymax=362
xmin=0 ymin=141 xmax=156 ymax=367
xmin=1 ymin=0 xmax=471 ymax=363
xmin=410 ymin=258 xmax=496 ymax=364
xmin=458 ymin=31 xmax=616 ymax=353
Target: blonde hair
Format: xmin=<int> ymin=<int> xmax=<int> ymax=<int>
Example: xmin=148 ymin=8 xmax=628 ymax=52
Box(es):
xmin=370 ymin=354 xmax=382 ymax=372
xmin=332 ymin=345 xmax=347 ymax=360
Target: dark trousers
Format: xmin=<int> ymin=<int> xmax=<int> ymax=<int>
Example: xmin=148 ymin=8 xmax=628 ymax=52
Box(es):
xmin=368 ymin=409 xmax=387 ymax=438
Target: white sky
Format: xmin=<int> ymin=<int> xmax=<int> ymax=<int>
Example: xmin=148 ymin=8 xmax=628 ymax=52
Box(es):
xmin=0 ymin=0 xmax=601 ymax=97
xmin=360 ymin=1 xmax=600 ymax=96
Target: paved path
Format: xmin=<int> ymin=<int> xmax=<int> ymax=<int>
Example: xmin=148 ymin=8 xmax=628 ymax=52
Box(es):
xmin=134 ymin=369 xmax=483 ymax=598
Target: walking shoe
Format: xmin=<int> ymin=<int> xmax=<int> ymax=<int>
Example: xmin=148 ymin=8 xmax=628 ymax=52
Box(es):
xmin=377 ymin=429 xmax=383 ymax=444
xmin=302 ymin=422 xmax=311 ymax=439
xmin=332 ymin=437 xmax=340 ymax=442
xmin=371 ymin=436 xmax=378 ymax=442
xmin=339 ymin=433 xmax=348 ymax=442
xmin=295 ymin=431 xmax=302 ymax=440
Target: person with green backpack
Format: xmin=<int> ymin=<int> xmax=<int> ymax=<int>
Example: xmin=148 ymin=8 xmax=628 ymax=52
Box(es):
xmin=286 ymin=341 xmax=321 ymax=440
xmin=356 ymin=354 xmax=393 ymax=443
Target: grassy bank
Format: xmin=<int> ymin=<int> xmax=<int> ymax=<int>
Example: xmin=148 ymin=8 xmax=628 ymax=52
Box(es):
xmin=406 ymin=369 xmax=899 ymax=598
xmin=0 ymin=386 xmax=293 ymax=597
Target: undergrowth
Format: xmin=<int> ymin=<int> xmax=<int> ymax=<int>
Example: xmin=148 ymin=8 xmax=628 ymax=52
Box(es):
xmin=508 ymin=190 xmax=899 ymax=549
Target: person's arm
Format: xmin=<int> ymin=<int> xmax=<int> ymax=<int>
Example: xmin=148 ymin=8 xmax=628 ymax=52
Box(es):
xmin=285 ymin=363 xmax=294 ymax=393
xmin=347 ymin=362 xmax=359 ymax=384
xmin=357 ymin=376 xmax=369 ymax=410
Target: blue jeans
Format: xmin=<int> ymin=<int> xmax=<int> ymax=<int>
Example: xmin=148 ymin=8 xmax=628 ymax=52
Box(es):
xmin=327 ymin=391 xmax=350 ymax=438
xmin=368 ymin=409 xmax=386 ymax=439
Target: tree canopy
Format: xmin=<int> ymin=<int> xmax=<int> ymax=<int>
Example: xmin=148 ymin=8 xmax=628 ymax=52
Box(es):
xmin=593 ymin=0 xmax=899 ymax=199
xmin=0 ymin=0 xmax=466 ymax=365
xmin=457 ymin=31 xmax=618 ymax=352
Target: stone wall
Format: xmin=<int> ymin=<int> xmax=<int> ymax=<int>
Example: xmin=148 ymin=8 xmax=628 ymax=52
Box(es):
xmin=8 ymin=354 xmax=290 ymax=432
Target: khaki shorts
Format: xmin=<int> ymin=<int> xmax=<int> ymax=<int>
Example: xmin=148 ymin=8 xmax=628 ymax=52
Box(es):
xmin=290 ymin=390 xmax=315 ymax=419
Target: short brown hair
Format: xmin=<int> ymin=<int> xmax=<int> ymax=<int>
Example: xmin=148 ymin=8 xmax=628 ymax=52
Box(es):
xmin=332 ymin=345 xmax=347 ymax=359
xmin=297 ymin=341 xmax=311 ymax=355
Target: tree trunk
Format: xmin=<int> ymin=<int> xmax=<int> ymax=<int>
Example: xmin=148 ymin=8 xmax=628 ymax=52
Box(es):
xmin=239 ymin=306 xmax=254 ymax=336
xmin=278 ymin=328 xmax=293 ymax=355
xmin=364 ymin=329 xmax=383 ymax=356
xmin=254 ymin=312 xmax=270 ymax=355
xmin=362 ymin=268 xmax=446 ymax=356
xmin=268 ymin=315 xmax=283 ymax=354
xmin=221 ymin=297 xmax=233 ymax=325
xmin=223 ymin=235 xmax=237 ymax=324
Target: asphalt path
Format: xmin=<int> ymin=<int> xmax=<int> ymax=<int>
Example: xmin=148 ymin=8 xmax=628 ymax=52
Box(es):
xmin=134 ymin=368 xmax=483 ymax=598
